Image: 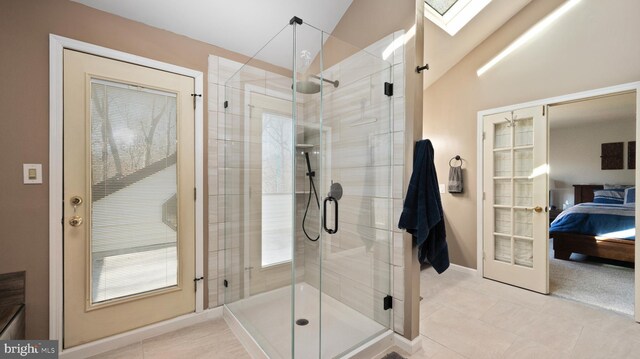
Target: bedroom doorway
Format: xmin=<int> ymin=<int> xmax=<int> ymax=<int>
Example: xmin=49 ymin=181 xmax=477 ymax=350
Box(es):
xmin=477 ymin=82 xmax=640 ymax=321
xmin=547 ymin=92 xmax=636 ymax=316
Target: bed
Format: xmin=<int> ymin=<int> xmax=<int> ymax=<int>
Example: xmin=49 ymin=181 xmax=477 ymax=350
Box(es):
xmin=549 ymin=184 xmax=635 ymax=263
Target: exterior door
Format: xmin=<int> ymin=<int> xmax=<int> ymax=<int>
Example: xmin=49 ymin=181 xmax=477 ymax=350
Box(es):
xmin=63 ymin=49 xmax=196 ymax=348
xmin=483 ymin=106 xmax=549 ymax=293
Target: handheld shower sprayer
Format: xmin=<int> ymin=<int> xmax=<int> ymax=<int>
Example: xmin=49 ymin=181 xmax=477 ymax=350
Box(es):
xmin=298 ymin=145 xmax=320 ymax=242
xmin=304 ymin=152 xmax=314 ymax=178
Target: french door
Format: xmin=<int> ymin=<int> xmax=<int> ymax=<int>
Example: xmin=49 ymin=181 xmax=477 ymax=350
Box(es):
xmin=63 ymin=50 xmax=196 ymax=347
xmin=482 ymin=106 xmax=549 ymax=293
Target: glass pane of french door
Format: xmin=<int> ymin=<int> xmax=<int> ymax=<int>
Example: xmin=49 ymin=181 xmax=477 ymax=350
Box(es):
xmin=491 ymin=116 xmax=535 ymax=268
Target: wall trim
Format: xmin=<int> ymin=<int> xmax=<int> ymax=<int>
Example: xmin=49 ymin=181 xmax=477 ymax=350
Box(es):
xmin=49 ymin=34 xmax=205 ymax=347
xmin=59 ymin=307 xmax=222 ymax=359
xmin=393 ymin=333 xmax=422 ymax=354
xmin=449 ymin=263 xmax=477 ymax=275
xmin=476 ymin=81 xmax=640 ymax=322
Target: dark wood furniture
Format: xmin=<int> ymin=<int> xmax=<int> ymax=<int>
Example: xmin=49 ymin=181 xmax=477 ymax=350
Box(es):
xmin=550 ymin=185 xmax=635 ymax=263
xmin=572 ymin=184 xmax=603 ymax=204
xmin=549 ymin=208 xmax=562 ymax=223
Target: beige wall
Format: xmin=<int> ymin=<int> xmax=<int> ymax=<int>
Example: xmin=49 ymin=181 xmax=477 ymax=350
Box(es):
xmin=0 ymin=0 xmax=254 ymax=339
xmin=423 ymin=0 xmax=640 ymax=268
xmin=549 ymin=119 xmax=636 ymax=208
xmin=330 ymin=0 xmax=415 ymax=51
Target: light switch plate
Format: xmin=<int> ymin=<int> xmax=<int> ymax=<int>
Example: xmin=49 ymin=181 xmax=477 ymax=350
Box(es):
xmin=439 ymin=183 xmax=446 ymax=194
xmin=23 ymin=164 xmax=42 ymax=184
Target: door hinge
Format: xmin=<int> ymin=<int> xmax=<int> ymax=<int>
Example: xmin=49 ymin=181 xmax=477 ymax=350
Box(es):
xmin=482 ymin=132 xmax=486 ymax=140
xmin=190 ymin=93 xmax=202 ymax=109
xmin=193 ymin=276 xmax=204 ymax=292
xmin=384 ymin=82 xmax=393 ymax=97
xmin=194 ymin=187 xmax=197 ymax=200
xmin=223 ymin=279 xmax=228 ymax=288
xmin=383 ymin=295 xmax=393 ymax=310
xmin=542 ymin=106 xmax=545 ymax=116
xmin=483 ymin=192 xmax=485 ymax=200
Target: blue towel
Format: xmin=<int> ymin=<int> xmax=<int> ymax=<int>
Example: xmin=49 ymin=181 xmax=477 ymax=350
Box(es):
xmin=398 ymin=140 xmax=449 ymax=273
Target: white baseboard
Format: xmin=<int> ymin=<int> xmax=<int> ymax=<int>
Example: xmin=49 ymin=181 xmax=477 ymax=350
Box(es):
xmin=449 ymin=263 xmax=478 ymax=276
xmin=393 ymin=333 xmax=422 ymax=355
xmin=59 ymin=307 xmax=223 ymax=359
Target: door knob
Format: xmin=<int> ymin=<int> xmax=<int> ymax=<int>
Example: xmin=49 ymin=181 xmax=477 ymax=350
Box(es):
xmin=533 ymin=206 xmax=543 ymax=213
xmin=69 ymin=216 xmax=83 ymax=227
xmin=70 ymin=196 xmax=83 ymax=206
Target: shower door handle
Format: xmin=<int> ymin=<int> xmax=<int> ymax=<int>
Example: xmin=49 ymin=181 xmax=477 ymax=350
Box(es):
xmin=323 ymin=197 xmax=338 ymax=234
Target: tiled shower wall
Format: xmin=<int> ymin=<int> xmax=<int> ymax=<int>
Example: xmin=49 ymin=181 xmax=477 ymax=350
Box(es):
xmin=207 ymin=30 xmax=409 ymax=335
xmin=206 ymin=55 xmax=238 ymax=308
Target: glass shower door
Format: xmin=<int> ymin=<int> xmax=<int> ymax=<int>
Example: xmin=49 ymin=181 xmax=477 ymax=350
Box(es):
xmin=222 ymin=23 xmax=297 ymax=359
xmin=294 ymin=23 xmax=394 ymax=358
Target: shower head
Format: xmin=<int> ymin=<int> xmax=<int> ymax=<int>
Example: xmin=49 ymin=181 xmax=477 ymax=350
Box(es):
xmin=295 ymin=80 xmax=321 ymax=94
xmin=293 ymin=75 xmax=339 ymax=94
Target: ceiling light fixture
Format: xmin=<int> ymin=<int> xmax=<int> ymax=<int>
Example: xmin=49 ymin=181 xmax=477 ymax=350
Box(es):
xmin=477 ymin=0 xmax=582 ymax=77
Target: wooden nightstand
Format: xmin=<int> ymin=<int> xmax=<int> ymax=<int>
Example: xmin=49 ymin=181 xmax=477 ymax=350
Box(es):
xmin=549 ymin=209 xmax=562 ymax=223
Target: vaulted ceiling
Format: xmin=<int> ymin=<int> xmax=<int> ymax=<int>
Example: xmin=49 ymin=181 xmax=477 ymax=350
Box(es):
xmin=72 ymin=0 xmax=353 ymax=62
xmin=72 ymin=0 xmax=533 ymax=90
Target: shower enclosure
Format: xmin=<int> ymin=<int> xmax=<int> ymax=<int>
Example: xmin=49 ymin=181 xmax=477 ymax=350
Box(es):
xmin=222 ymin=17 xmax=395 ymax=358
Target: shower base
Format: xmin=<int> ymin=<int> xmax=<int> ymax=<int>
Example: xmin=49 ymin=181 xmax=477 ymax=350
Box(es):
xmin=224 ymin=283 xmax=391 ymax=358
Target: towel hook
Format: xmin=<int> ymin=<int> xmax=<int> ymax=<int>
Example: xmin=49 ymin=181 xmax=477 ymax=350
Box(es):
xmin=449 ymin=155 xmax=462 ymax=168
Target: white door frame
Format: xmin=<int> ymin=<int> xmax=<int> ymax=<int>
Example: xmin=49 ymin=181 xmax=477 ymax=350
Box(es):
xmin=476 ymin=81 xmax=640 ymax=322
xmin=49 ymin=34 xmax=205 ymax=344
xmin=477 ymin=81 xmax=640 ymax=320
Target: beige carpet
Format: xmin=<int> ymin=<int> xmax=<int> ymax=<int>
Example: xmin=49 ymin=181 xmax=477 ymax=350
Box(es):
xmin=549 ymin=239 xmax=634 ymax=315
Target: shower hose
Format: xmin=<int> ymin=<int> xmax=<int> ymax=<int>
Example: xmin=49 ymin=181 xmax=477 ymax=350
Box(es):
xmin=302 ymin=152 xmax=320 ymax=242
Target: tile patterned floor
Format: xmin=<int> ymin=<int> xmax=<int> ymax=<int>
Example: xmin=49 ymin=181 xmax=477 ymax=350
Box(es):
xmin=94 ymin=266 xmax=640 ymax=358
xmin=379 ymin=266 xmax=640 ymax=359
xmin=89 ymin=319 xmax=250 ymax=359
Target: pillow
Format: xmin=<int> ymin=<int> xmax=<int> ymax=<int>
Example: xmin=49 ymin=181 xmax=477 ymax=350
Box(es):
xmin=593 ymin=189 xmax=625 ymax=204
xmin=624 ymin=187 xmax=636 ymax=206
xmin=604 ymin=184 xmax=633 ymax=189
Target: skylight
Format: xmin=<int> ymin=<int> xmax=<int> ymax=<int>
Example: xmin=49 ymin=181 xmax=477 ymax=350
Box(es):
xmin=425 ymin=0 xmax=459 ymax=16
xmin=424 ymin=0 xmax=491 ymax=36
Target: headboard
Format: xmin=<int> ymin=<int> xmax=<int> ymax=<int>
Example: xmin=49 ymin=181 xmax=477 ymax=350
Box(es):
xmin=573 ymin=185 xmax=604 ymax=204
